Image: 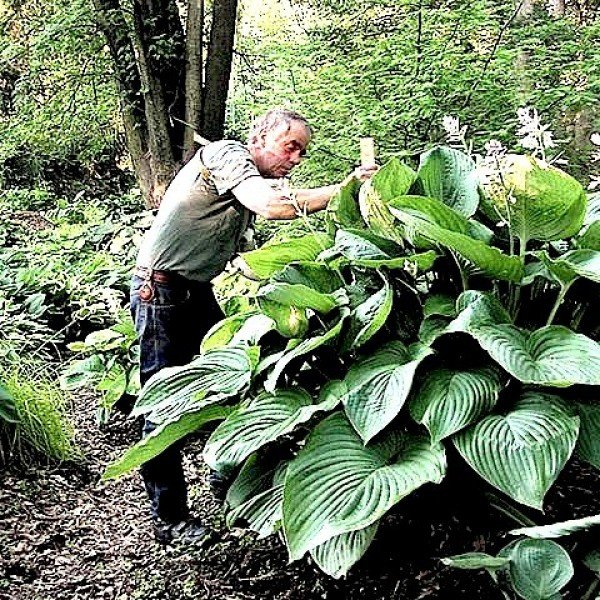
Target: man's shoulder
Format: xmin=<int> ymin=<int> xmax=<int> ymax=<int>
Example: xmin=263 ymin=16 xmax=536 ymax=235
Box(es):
xmin=202 ymin=140 xmax=251 ymax=165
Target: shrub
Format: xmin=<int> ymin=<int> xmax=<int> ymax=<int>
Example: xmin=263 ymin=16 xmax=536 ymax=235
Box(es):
xmin=60 ymin=310 xmax=140 ymax=425
xmin=105 ymin=124 xmax=599 ymax=581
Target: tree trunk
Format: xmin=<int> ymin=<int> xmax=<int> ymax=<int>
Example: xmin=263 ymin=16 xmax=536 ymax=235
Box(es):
xmin=549 ymin=0 xmax=566 ymax=18
xmin=184 ymin=0 xmax=205 ymax=151
xmin=516 ymin=0 xmax=536 ymax=19
xmin=122 ymin=107 xmax=154 ymax=201
xmin=202 ymin=0 xmax=238 ymax=141
xmin=93 ymin=0 xmax=237 ymax=206
xmin=91 ymin=0 xmax=157 ymax=203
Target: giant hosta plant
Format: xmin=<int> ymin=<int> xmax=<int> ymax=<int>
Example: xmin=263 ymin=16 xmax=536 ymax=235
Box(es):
xmin=106 ymin=142 xmax=599 ymax=580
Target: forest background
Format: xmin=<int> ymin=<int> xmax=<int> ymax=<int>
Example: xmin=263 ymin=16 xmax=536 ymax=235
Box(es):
xmin=1 ymin=1 xmax=600 ymax=598
xmin=1 ymin=0 xmax=599 ymax=204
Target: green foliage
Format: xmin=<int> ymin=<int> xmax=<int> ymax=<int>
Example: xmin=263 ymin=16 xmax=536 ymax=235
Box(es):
xmin=60 ymin=310 xmax=140 ymax=424
xmin=110 ymin=106 xmax=600 ymax=584
xmin=0 ymin=0 xmax=121 ymax=185
xmin=1 ymin=190 xmax=148 ymax=422
xmin=0 ymin=364 xmax=80 ymax=465
xmin=0 ymin=380 xmax=18 ymax=424
xmin=108 ymin=136 xmax=599 ymax=582
xmin=445 ymin=538 xmax=574 ymax=600
xmin=444 ymin=513 xmax=600 ymax=600
xmin=0 ymin=194 xmax=148 ymax=354
xmin=509 ymin=514 xmax=600 ymax=540
xmin=232 ymin=0 xmax=600 ymax=187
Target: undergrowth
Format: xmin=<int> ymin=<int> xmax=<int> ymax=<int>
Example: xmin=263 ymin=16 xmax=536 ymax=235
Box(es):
xmin=0 ymin=363 xmax=80 ymax=466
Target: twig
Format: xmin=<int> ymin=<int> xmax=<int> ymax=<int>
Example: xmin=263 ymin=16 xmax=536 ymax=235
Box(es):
xmin=461 ymin=0 xmax=526 ymax=109
xmin=238 ymin=571 xmax=286 ymax=581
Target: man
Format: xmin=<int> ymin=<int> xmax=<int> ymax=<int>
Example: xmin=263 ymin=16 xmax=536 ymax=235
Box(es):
xmin=131 ymin=108 xmax=375 ymax=546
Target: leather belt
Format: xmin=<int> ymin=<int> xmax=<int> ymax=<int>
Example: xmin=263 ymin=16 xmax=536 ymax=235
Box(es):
xmin=135 ymin=266 xmax=178 ymax=285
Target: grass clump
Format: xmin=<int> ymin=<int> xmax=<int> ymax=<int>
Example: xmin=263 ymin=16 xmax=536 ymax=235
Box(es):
xmin=0 ymin=363 xmax=80 ymax=466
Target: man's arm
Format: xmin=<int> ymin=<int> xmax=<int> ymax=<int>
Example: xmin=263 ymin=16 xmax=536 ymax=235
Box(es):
xmin=232 ymin=167 xmax=377 ymax=221
xmin=231 ymin=177 xmax=338 ymax=220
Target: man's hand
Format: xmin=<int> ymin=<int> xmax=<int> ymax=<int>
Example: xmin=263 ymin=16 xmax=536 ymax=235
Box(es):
xmin=339 ymin=164 xmax=380 ymax=189
xmin=353 ymin=164 xmax=379 ymax=181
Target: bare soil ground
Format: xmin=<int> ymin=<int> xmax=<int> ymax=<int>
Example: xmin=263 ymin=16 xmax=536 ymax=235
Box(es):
xmin=1 ymin=394 xmax=598 ymax=600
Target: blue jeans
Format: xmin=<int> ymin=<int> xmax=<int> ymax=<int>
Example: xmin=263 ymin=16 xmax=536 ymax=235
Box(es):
xmin=130 ymin=273 xmax=224 ymax=522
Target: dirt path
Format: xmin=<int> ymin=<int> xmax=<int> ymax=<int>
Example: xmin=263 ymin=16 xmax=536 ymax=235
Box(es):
xmin=1 ymin=394 xmax=597 ymax=600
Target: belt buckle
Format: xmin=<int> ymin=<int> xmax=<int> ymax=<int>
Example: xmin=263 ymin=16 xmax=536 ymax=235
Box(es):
xmin=139 ymin=268 xmax=155 ymax=301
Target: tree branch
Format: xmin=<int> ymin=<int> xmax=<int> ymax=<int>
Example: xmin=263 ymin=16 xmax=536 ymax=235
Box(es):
xmin=461 ymin=0 xmax=526 ymax=109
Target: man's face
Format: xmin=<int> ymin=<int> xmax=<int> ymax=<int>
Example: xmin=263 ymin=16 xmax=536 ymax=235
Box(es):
xmin=251 ymin=120 xmax=311 ymax=178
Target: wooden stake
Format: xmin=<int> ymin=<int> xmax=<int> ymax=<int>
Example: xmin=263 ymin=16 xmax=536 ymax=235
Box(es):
xmin=360 ymin=137 xmax=376 ymax=167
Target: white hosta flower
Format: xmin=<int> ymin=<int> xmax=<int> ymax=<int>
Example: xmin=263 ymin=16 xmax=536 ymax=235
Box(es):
xmin=516 ymin=107 xmax=556 ymax=159
xmin=516 ymin=108 xmax=555 ymax=144
xmin=484 ymin=139 xmax=506 ymax=157
xmin=442 ymin=115 xmax=468 ymax=146
xmin=442 ymin=115 xmax=460 ymax=136
xmin=591 ymin=133 xmax=600 ymax=163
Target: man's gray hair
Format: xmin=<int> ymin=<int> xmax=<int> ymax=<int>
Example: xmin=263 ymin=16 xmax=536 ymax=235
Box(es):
xmin=247 ymin=108 xmax=311 ymax=146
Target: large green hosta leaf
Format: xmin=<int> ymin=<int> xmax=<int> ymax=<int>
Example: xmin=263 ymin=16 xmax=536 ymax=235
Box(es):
xmin=453 ymin=392 xmax=580 ymax=509
xmin=341 ymin=341 xmax=433 ymax=442
xmin=326 ymin=175 xmax=364 ymax=233
xmin=451 ymin=290 xmax=512 ymax=329
xmin=358 ymin=157 xmax=416 ymax=241
xmin=423 ymin=295 xmax=457 ymax=319
xmin=323 ymin=228 xmax=404 ymax=262
xmin=419 ymin=315 xmax=450 ymax=346
xmin=389 ymin=207 xmax=524 ymax=282
xmin=283 ymin=412 xmax=446 ymax=561
xmin=225 ymin=452 xmax=281 ymax=508
xmin=264 ymin=310 xmax=349 ymax=393
xmin=388 ymin=195 xmax=470 ymax=234
xmin=409 ymin=368 xmax=504 ymax=443
xmin=309 ymin=523 xmax=379 ymax=579
xmin=131 ymin=346 xmax=259 ymax=417
xmin=498 ymin=539 xmax=574 ymax=600
xmin=239 ymin=233 xmax=332 ymax=279
xmin=340 ymin=273 xmax=393 ymax=352
xmin=334 ymin=251 xmax=438 ymax=272
xmin=576 ymin=402 xmax=600 ymax=470
xmin=480 ymin=154 xmax=586 ymax=244
xmin=257 ymin=298 xmax=309 ymax=338
xmin=103 ymin=404 xmax=232 ymax=479
xmin=273 ymin=262 xmax=342 ymax=293
xmin=578 ymin=221 xmax=600 ymax=251
xmin=410 ymin=146 xmax=480 ymax=217
xmin=201 ymin=313 xmax=275 ymax=353
xmin=227 ymin=481 xmax=284 ymax=538
xmin=203 ymin=386 xmax=341 ymax=474
xmin=446 ymin=292 xmax=600 ymax=387
xmin=578 ymin=194 xmax=600 ymax=251
xmin=226 ymin=459 xmax=288 ymax=538
xmin=467 ymin=325 xmax=600 ymax=387
xmin=255 ymin=282 xmax=344 ymax=314
xmin=537 ymin=249 xmax=600 ymax=285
